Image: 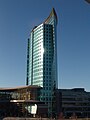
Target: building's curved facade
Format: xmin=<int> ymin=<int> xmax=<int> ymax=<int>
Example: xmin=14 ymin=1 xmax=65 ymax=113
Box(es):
xmin=26 ymin=8 xmax=58 ymax=117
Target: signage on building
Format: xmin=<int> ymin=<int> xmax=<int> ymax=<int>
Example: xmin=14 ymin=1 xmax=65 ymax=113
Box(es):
xmin=31 ymin=104 xmax=37 ymax=114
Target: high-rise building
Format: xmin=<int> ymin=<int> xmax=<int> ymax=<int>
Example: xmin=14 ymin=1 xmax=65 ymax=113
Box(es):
xmin=26 ymin=8 xmax=58 ymax=116
xmin=85 ymin=0 xmax=90 ymax=3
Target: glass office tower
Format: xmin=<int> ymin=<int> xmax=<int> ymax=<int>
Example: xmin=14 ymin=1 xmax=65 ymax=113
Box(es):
xmin=26 ymin=8 xmax=58 ymax=116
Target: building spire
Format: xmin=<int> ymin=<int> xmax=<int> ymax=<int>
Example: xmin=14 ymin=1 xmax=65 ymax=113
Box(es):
xmin=51 ymin=8 xmax=57 ymax=19
xmin=44 ymin=8 xmax=58 ymax=25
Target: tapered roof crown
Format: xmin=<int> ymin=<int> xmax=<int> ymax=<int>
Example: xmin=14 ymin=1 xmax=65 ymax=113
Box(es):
xmin=44 ymin=8 xmax=58 ymax=25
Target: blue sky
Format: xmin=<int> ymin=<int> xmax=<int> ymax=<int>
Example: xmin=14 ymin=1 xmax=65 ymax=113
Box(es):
xmin=0 ymin=0 xmax=90 ymax=91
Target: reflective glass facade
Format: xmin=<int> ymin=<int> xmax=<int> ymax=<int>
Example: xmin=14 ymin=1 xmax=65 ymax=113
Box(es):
xmin=26 ymin=8 xmax=58 ymax=116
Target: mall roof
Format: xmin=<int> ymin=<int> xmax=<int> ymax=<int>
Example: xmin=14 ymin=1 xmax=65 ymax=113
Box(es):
xmin=0 ymin=85 xmax=41 ymax=91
